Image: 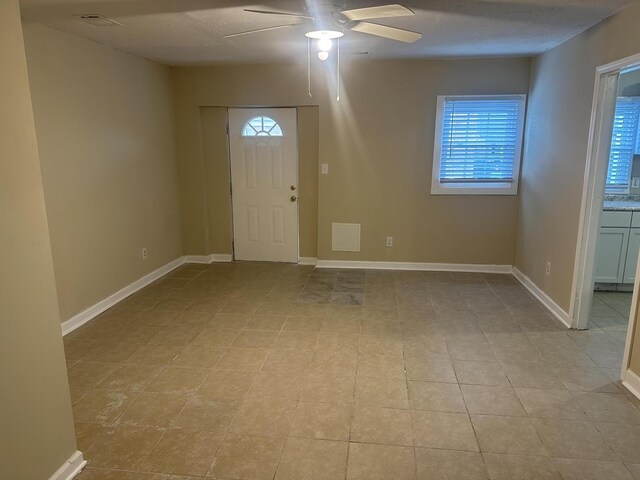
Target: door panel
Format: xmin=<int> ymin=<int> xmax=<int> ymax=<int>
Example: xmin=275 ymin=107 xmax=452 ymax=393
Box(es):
xmin=246 ymin=207 xmax=259 ymax=243
xmin=595 ymin=227 xmax=629 ymax=283
xmin=244 ymin=147 xmax=258 ymax=191
xmin=270 ymin=145 xmax=284 ymax=190
xmin=270 ymin=206 xmax=285 ymax=244
xmin=624 ymin=229 xmax=640 ymax=284
xmin=229 ymin=108 xmax=298 ymax=262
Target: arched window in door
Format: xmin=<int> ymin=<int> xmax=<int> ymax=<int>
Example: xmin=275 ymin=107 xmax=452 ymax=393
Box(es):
xmin=242 ymin=116 xmax=284 ymax=137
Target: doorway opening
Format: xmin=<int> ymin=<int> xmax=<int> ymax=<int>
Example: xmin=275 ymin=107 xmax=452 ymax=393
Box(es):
xmin=572 ymin=53 xmax=640 ymax=390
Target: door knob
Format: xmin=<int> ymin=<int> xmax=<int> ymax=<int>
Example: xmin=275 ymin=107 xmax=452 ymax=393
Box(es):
xmin=290 ymin=185 xmax=296 ymax=191
xmin=290 ymin=195 xmax=298 ymax=202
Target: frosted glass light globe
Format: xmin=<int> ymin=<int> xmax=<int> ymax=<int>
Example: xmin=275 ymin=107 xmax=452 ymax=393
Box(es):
xmin=318 ymin=37 xmax=332 ymax=52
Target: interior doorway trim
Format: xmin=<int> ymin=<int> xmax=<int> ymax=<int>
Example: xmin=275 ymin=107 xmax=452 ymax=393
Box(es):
xmin=622 ymin=264 xmax=640 ymax=393
xmin=572 ymin=52 xmax=640 ymax=330
xmin=570 ymin=52 xmax=640 ymax=385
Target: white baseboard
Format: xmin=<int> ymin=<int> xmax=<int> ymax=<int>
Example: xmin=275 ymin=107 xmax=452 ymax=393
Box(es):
xmin=183 ymin=255 xmax=211 ymax=264
xmin=315 ymin=260 xmax=513 ymax=274
xmin=298 ymin=257 xmax=318 ymax=266
xmin=61 ymin=257 xmax=185 ymax=336
xmin=184 ymin=254 xmax=233 ymax=264
xmin=211 ymin=254 xmax=233 ymax=262
xmin=622 ymin=368 xmax=640 ymax=401
xmin=48 ymin=451 xmax=86 ymax=480
xmin=512 ymin=267 xmax=573 ymax=328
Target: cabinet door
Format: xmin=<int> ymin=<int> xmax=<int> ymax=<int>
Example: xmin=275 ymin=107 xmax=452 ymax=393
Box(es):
xmin=594 ymin=227 xmax=630 ymax=283
xmin=601 ymin=211 xmax=632 ymax=227
xmin=623 ymin=229 xmax=640 ymax=284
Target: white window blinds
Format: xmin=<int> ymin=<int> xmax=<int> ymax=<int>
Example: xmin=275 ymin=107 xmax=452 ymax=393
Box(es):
xmin=607 ymin=97 xmax=640 ymax=192
xmin=439 ymin=97 xmax=525 ymax=183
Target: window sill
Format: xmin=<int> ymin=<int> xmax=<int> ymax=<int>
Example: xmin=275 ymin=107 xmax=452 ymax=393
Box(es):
xmin=431 ymin=182 xmax=518 ymax=196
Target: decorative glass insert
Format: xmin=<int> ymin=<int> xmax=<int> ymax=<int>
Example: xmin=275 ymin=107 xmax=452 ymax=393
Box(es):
xmin=242 ymin=116 xmax=283 ymax=137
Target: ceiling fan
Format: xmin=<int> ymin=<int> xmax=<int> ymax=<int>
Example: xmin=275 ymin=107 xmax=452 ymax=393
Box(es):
xmin=224 ymin=3 xmax=423 ymax=44
xmin=224 ymin=3 xmax=421 ymax=101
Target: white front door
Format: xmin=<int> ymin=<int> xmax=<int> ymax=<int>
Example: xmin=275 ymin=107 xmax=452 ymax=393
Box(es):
xmin=229 ymin=108 xmax=299 ymax=262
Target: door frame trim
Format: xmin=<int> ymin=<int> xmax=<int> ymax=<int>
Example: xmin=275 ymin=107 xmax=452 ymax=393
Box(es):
xmin=227 ymin=107 xmax=300 ymax=263
xmin=569 ymin=51 xmax=640 ymax=384
xmin=622 ymin=256 xmax=640 ymax=388
xmin=571 ymin=52 xmax=640 ymax=329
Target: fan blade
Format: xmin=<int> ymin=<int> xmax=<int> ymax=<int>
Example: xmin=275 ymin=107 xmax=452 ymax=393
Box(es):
xmin=350 ymin=21 xmax=422 ymax=43
xmin=244 ymin=8 xmax=314 ymax=20
xmin=341 ymin=4 xmax=414 ymax=21
xmin=223 ymin=24 xmax=295 ymax=39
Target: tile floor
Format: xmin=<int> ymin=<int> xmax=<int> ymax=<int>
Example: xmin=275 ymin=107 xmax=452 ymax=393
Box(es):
xmin=65 ymin=263 xmax=640 ymax=479
xmin=590 ymin=291 xmax=633 ymax=343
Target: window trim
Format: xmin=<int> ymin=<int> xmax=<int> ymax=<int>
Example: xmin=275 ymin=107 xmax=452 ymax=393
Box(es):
xmin=431 ymin=94 xmax=527 ymax=196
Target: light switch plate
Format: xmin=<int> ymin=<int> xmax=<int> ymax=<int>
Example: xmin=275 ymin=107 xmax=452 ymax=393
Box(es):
xmin=632 ymin=177 xmax=640 ymax=188
xmin=321 ymin=163 xmax=329 ymax=175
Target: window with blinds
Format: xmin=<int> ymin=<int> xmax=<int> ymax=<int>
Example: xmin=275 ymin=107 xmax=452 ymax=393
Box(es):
xmin=606 ymin=97 xmax=640 ymax=193
xmin=432 ymin=95 xmax=526 ymax=195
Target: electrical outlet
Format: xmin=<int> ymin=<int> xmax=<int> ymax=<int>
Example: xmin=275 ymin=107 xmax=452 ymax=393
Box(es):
xmin=386 ymin=236 xmax=393 ymax=247
xmin=142 ymin=248 xmax=148 ymax=260
xmin=321 ymin=163 xmax=329 ymax=175
xmin=545 ymin=261 xmax=551 ymax=276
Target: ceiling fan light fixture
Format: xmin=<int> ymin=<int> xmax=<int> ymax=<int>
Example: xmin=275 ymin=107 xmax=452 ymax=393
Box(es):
xmin=318 ymin=37 xmax=333 ymax=52
xmin=238 ymin=4 xmax=421 ymax=102
xmin=305 ymin=30 xmax=344 ymax=40
xmin=306 ymin=30 xmax=342 ymax=61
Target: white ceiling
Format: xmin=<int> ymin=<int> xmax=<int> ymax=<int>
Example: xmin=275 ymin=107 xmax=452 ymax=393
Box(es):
xmin=19 ymin=0 xmax=638 ymax=65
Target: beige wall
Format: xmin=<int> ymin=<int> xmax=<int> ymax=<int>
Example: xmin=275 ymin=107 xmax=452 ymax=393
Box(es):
xmin=172 ymin=58 xmax=530 ymax=264
xmin=23 ymin=22 xmax=183 ymax=322
xmin=298 ymin=106 xmax=320 ymax=258
xmin=200 ymin=107 xmax=234 ymax=255
xmin=515 ymin=3 xmax=640 ymax=314
xmin=0 ymin=1 xmax=77 ymax=478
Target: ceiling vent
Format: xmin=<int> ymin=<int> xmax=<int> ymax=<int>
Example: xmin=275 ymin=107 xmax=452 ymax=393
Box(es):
xmin=74 ymin=14 xmax=123 ymax=27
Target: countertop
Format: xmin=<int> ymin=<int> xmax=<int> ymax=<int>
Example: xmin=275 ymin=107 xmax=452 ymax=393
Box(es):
xmin=604 ymin=201 xmax=640 ymax=211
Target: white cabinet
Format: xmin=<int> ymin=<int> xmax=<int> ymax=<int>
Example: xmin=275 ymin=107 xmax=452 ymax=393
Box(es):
xmin=601 ymin=211 xmax=632 ymax=227
xmin=596 ymin=210 xmax=640 ymax=284
xmin=624 ymin=229 xmax=640 ymax=283
xmin=595 ymin=227 xmax=630 ymax=283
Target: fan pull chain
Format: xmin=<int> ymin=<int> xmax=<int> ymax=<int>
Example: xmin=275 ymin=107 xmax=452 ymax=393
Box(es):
xmin=307 ymin=37 xmax=312 ymax=97
xmin=337 ymin=36 xmax=340 ymax=102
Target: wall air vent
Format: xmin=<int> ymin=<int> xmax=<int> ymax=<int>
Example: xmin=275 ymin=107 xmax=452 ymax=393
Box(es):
xmin=332 ymin=223 xmax=361 ymax=252
xmin=74 ymin=14 xmax=123 ymax=27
